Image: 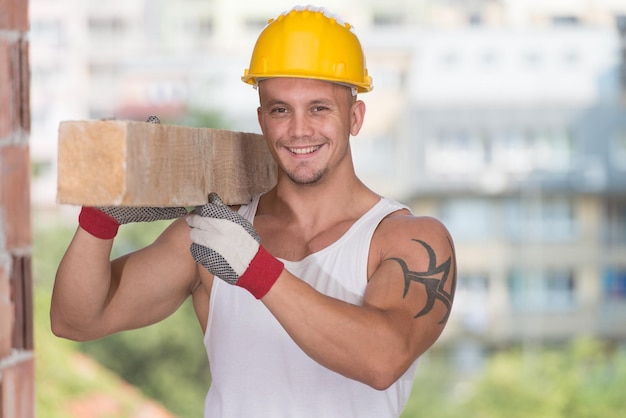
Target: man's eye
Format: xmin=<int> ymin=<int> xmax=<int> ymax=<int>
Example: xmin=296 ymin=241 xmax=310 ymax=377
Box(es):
xmin=268 ymin=107 xmax=289 ymax=118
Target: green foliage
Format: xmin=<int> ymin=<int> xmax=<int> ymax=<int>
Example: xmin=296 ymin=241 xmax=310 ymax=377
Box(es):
xmin=79 ymin=301 xmax=210 ymax=418
xmin=402 ymin=339 xmax=626 ymax=418
xmin=35 ymin=282 xmax=175 ymax=417
xmin=465 ymin=340 xmax=626 ymax=418
xmin=400 ymin=349 xmax=459 ymax=418
xmin=165 ymin=107 xmax=232 ymax=129
xmin=32 ymin=215 xmax=75 ymax=289
xmin=33 ymin=214 xmax=210 ymax=417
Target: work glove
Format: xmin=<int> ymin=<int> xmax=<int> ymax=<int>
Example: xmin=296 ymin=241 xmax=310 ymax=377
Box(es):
xmin=79 ymin=206 xmax=189 ymax=239
xmin=187 ymin=193 xmax=284 ymax=299
xmin=78 ymin=115 xmax=188 ymax=239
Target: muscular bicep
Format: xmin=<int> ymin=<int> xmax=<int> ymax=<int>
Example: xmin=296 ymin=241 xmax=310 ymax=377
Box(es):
xmin=105 ymin=217 xmax=199 ymax=330
xmin=363 ymin=216 xmax=457 ymax=357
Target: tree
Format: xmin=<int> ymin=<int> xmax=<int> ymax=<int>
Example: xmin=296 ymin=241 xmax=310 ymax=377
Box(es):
xmin=464 ymin=338 xmax=626 ymax=418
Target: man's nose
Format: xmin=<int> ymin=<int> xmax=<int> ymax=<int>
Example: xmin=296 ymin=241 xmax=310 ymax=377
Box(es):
xmin=288 ymin=111 xmax=314 ymax=139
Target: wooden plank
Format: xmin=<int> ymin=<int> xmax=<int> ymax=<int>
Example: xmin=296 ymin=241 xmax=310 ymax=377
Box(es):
xmin=56 ymin=120 xmax=277 ymax=206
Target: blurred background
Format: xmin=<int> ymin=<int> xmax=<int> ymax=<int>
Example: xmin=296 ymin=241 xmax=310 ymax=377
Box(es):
xmin=27 ymin=0 xmax=626 ymax=417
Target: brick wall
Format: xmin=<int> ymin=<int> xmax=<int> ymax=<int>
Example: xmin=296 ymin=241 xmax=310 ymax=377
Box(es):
xmin=0 ymin=0 xmax=34 ymax=417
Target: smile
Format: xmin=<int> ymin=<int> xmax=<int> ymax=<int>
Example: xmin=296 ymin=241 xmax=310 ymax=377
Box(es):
xmin=288 ymin=146 xmax=321 ymax=155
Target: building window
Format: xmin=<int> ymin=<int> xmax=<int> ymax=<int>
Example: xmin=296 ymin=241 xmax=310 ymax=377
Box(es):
xmin=426 ymin=129 xmax=486 ymax=174
xmin=88 ymin=17 xmax=127 ymax=40
xmin=31 ymin=62 xmax=61 ymax=84
xmin=508 ymin=268 xmax=576 ymax=312
xmin=439 ymin=198 xmax=493 ymax=241
xmin=605 ymin=198 xmax=626 ymax=245
xmin=610 ymin=128 xmax=626 ymax=170
xmin=468 ymin=13 xmax=482 ymax=26
xmin=603 ymin=267 xmax=626 ymax=300
xmin=197 ymin=18 xmax=214 ymax=36
xmin=493 ymin=128 xmax=574 ymax=173
xmin=529 ymin=128 xmax=575 ymax=171
xmin=440 ymin=50 xmax=461 ymax=68
xmin=523 ymin=50 xmax=543 ymax=67
xmin=88 ymin=61 xmax=118 ymax=78
xmin=31 ymin=19 xmax=64 ymax=46
xmin=552 ymin=15 xmax=580 ymax=26
xmin=561 ymin=48 xmax=580 ymax=65
xmin=373 ymin=13 xmax=403 ymax=26
xmin=495 ymin=130 xmax=533 ymax=172
xmin=454 ymin=272 xmax=489 ymax=332
xmin=503 ymin=196 xmax=577 ymax=242
xmin=480 ymin=49 xmax=499 ymax=67
xmin=244 ymin=17 xmax=268 ymax=32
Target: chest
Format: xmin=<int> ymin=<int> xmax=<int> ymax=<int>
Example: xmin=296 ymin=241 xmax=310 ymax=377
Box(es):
xmin=255 ymin=217 xmax=357 ymax=262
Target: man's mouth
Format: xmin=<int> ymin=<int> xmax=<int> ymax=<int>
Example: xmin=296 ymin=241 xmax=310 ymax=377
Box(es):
xmin=288 ymin=145 xmax=321 ymax=155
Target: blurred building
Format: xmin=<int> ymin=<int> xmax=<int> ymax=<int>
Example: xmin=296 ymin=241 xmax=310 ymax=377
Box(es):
xmin=29 ymin=0 xmax=626 ymax=359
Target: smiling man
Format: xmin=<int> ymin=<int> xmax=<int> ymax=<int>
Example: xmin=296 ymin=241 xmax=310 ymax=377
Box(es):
xmin=51 ymin=6 xmax=457 ymax=418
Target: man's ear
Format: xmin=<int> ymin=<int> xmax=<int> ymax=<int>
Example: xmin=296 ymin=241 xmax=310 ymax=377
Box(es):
xmin=257 ymin=106 xmax=264 ymax=132
xmin=350 ymin=100 xmax=366 ymax=137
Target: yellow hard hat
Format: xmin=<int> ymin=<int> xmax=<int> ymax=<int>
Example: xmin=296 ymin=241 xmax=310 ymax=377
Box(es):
xmin=242 ymin=6 xmax=373 ymax=93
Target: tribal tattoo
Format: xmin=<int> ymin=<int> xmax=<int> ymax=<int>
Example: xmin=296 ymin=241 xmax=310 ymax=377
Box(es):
xmin=389 ymin=237 xmax=456 ymax=324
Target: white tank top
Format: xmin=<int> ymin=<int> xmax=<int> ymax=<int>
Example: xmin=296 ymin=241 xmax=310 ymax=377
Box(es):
xmin=203 ymin=195 xmax=418 ymax=418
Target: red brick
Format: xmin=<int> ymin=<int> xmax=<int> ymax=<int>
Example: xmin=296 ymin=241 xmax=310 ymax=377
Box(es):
xmin=0 ymin=358 xmax=35 ymax=418
xmin=0 ymin=39 xmax=11 ymax=139
xmin=9 ymin=255 xmax=32 ymax=351
xmin=0 ymin=145 xmax=32 ymax=250
xmin=0 ymin=37 xmax=29 ymax=140
xmin=0 ymin=259 xmax=13 ymax=358
xmin=0 ymin=0 xmax=29 ymax=31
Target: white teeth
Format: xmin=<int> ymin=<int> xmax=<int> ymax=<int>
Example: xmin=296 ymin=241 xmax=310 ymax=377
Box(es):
xmin=289 ymin=146 xmax=320 ymax=155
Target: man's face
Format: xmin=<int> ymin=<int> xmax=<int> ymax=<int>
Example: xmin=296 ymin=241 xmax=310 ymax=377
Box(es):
xmin=256 ymin=78 xmax=365 ymax=185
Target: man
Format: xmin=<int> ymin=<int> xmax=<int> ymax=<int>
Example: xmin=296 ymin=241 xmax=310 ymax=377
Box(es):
xmin=52 ymin=6 xmax=457 ymax=417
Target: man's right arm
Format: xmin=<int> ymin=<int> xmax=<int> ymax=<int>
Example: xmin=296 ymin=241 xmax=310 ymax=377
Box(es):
xmin=51 ymin=216 xmax=199 ymax=341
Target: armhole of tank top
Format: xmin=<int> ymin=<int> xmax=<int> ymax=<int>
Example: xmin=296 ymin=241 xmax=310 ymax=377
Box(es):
xmin=360 ymin=200 xmax=394 ymax=281
xmin=239 ymin=194 xmax=261 ymax=223
xmin=364 ymin=199 xmax=411 ymax=282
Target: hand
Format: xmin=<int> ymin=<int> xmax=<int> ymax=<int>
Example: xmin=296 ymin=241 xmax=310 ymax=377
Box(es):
xmin=187 ymin=193 xmax=284 ymax=299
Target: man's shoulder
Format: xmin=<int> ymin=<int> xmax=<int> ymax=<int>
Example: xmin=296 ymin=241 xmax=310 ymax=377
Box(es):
xmin=374 ymin=208 xmax=452 ymax=254
xmin=379 ymin=209 xmax=447 ymax=235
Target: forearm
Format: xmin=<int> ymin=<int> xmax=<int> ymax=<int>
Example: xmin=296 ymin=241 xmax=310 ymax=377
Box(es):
xmin=51 ymin=227 xmax=115 ymax=340
xmin=262 ymin=271 xmax=417 ymax=390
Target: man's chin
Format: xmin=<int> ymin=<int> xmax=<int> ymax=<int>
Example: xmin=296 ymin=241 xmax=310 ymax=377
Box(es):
xmin=286 ymin=171 xmax=324 ymax=186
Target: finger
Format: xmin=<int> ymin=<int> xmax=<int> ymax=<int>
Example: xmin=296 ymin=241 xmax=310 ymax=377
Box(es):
xmin=186 ymin=214 xmax=212 ymax=230
xmin=207 ymin=192 xmax=226 ymax=206
xmin=196 ymin=201 xmax=236 ymax=220
xmin=188 ymin=215 xmax=248 ymax=239
xmin=150 ymin=207 xmax=188 ymax=218
xmin=189 ymin=227 xmax=216 ymax=247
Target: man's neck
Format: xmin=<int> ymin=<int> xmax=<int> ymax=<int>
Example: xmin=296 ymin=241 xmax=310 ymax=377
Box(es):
xmin=261 ymin=174 xmax=378 ymax=226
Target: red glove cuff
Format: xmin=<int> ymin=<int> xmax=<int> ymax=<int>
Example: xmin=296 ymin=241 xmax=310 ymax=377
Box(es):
xmin=237 ymin=245 xmax=284 ymax=299
xmin=78 ymin=207 xmax=120 ymax=239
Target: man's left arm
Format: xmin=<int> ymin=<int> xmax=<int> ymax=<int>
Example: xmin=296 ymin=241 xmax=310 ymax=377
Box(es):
xmin=263 ymin=214 xmax=456 ymax=389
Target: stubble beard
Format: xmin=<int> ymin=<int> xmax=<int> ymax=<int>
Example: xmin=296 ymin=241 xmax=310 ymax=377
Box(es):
xmin=285 ymin=166 xmax=325 ymax=185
